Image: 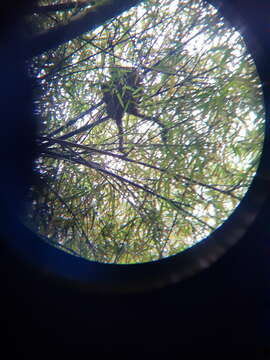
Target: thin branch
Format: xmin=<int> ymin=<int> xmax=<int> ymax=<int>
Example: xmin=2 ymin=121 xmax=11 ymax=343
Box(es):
xmin=46 ymin=101 xmax=103 ymax=137
xmin=56 ymin=114 xmax=109 ymax=141
xmin=41 ymin=149 xmax=190 ymax=207
xmin=38 ymin=136 xmax=241 ymax=200
xmin=27 ymin=0 xmax=144 ymax=58
xmin=41 ymin=149 xmax=215 ymax=231
xmin=40 ymin=235 xmax=82 ymax=257
xmin=44 ymin=179 xmax=98 ymax=257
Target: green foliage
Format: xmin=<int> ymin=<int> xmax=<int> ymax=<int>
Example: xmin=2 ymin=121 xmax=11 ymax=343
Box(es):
xmin=25 ymin=0 xmax=264 ymax=263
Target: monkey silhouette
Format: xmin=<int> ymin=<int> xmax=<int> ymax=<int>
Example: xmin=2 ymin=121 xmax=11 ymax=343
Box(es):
xmin=102 ymin=67 xmax=167 ymax=153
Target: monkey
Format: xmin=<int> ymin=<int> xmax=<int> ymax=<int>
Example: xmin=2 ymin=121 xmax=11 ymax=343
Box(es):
xmin=102 ymin=66 xmax=168 ymax=153
xmin=101 ymin=67 xmax=142 ymax=153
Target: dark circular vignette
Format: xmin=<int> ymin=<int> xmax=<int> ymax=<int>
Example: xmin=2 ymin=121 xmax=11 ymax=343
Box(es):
xmin=1 ymin=0 xmax=270 ymax=294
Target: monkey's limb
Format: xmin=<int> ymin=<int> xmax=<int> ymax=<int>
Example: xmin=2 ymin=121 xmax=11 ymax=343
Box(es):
xmin=144 ymin=115 xmax=168 ymax=144
xmin=130 ymin=111 xmax=168 ymax=144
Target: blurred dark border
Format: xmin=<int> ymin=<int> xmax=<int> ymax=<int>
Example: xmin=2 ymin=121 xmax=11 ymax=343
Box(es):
xmin=0 ymin=0 xmax=269 ymax=355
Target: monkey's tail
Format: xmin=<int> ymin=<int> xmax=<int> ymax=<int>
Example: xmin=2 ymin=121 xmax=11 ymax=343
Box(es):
xmin=115 ymin=116 xmax=125 ymax=153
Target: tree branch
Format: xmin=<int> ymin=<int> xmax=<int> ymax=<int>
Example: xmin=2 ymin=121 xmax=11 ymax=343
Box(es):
xmin=27 ymin=0 xmax=144 ymax=58
xmin=46 ymin=101 xmax=103 ymax=137
xmin=38 ymin=136 xmax=241 ymax=200
xmin=32 ymin=1 xmax=94 ymax=14
xmin=41 ymin=149 xmax=193 ymax=213
xmin=58 ymin=115 xmax=109 ymax=141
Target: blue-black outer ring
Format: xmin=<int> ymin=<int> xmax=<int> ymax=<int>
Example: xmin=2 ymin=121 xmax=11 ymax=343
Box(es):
xmin=2 ymin=0 xmax=270 ymax=293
